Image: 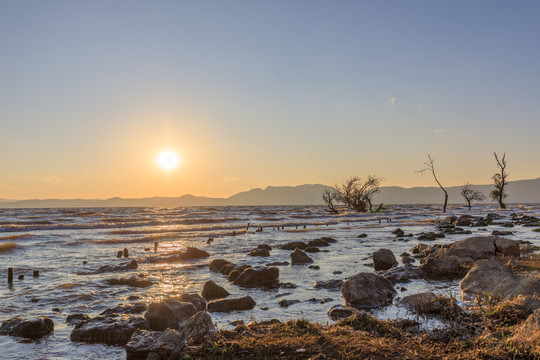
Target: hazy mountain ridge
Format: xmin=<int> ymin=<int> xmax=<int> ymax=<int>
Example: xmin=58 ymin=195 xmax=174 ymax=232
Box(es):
xmin=1 ymin=178 xmax=539 ymax=208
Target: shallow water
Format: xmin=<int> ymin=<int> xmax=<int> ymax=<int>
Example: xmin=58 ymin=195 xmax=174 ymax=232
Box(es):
xmin=1 ymin=204 xmax=539 ymax=359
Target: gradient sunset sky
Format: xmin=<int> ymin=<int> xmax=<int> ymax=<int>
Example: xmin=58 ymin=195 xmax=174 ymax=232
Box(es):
xmin=1 ymin=1 xmax=539 ymax=199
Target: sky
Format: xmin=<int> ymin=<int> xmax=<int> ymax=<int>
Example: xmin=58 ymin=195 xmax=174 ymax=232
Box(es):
xmin=1 ymin=1 xmax=540 ymax=199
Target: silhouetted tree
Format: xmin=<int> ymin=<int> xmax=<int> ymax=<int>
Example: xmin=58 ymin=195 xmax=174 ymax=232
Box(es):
xmin=322 ymin=188 xmax=339 ymax=213
xmin=323 ymin=175 xmax=383 ymax=213
xmin=461 ymin=183 xmax=485 ymax=210
xmin=491 ymin=152 xmax=508 ymax=209
xmin=417 ymin=154 xmax=448 ymax=212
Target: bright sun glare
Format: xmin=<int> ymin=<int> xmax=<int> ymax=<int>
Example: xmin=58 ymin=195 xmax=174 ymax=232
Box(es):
xmin=157 ymin=150 xmax=179 ymax=170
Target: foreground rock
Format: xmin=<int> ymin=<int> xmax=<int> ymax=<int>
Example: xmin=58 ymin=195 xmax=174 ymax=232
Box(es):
xmin=290 ymin=248 xmax=313 ymax=264
xmin=70 ymin=314 xmax=148 ymax=345
xmin=232 ymin=266 xmax=279 ymax=288
xmin=125 ymin=311 xmax=215 ymax=360
xmin=460 ymin=259 xmax=519 ymax=299
xmin=341 ymin=273 xmax=396 ymax=309
xmin=145 ymin=299 xmax=198 ymax=331
xmin=421 ymin=256 xmax=469 ymax=279
xmin=0 ymin=317 xmax=54 ymax=338
xmin=373 ymin=249 xmax=398 ymax=271
xmin=201 ymin=280 xmax=230 ymax=301
xmin=207 ymin=296 xmax=256 ymax=312
xmin=494 ymin=237 xmax=521 ymax=257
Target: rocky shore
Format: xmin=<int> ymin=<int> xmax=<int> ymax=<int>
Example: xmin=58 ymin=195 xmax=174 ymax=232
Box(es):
xmin=1 ymin=211 xmax=539 ymax=359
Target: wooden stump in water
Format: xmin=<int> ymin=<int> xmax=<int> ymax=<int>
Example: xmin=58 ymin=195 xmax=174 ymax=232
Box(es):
xmin=8 ymin=267 xmax=13 ymax=283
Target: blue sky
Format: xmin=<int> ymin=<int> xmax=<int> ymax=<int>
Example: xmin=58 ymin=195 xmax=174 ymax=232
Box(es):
xmin=1 ymin=1 xmax=539 ymax=198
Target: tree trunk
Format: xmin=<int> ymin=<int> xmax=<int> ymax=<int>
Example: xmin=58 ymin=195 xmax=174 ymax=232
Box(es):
xmin=442 ymin=190 xmax=448 ymax=213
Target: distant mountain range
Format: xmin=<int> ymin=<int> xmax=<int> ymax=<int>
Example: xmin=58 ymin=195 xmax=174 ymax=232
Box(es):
xmin=1 ymin=178 xmax=540 ymax=208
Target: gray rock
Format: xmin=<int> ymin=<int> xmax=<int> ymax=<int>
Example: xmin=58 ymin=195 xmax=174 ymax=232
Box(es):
xmin=201 ymin=280 xmax=230 ymax=301
xmin=232 ymin=266 xmax=279 ymax=288
xmin=373 ymin=249 xmax=398 ymax=271
xmin=313 ymin=279 xmax=343 ymax=290
xmin=290 ymin=248 xmax=313 ymax=264
xmin=0 ymin=317 xmax=54 ymax=338
xmin=207 ymin=296 xmax=256 ymax=312
xmin=460 ymin=259 xmax=519 ymax=299
xmin=176 ymin=293 xmax=207 ymax=311
xmin=327 ymin=305 xmax=361 ymax=320
xmin=495 ymin=237 xmax=521 ymax=257
xmin=144 ymin=299 xmax=198 ymax=331
xmin=70 ymin=314 xmax=148 ymax=345
xmin=341 ymin=273 xmax=396 ymax=309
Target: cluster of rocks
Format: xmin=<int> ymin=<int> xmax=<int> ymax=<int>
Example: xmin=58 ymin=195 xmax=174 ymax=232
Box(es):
xmin=209 ymin=259 xmax=279 ymax=288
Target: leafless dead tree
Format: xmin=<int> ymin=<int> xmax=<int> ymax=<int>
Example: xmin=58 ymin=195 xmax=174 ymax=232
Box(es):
xmin=333 ymin=175 xmax=383 ymax=213
xmin=417 ymin=154 xmax=448 ymax=213
xmin=491 ymin=152 xmax=508 ymax=209
xmin=461 ymin=183 xmax=485 ymax=210
xmin=322 ymin=188 xmax=340 ymax=213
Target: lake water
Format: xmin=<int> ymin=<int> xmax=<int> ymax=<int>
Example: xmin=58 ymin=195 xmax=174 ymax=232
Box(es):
xmin=1 ymin=204 xmax=539 ymax=359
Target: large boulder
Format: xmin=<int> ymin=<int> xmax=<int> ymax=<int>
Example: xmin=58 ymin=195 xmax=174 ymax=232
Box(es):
xmin=126 ymin=328 xmax=185 ymax=360
xmin=447 ymin=236 xmax=497 ymax=259
xmin=232 ymin=266 xmax=279 ymax=288
xmin=421 ymin=256 xmax=470 ymax=279
xmin=341 ymin=273 xmax=396 ymax=309
xmin=70 ymin=314 xmax=148 ymax=345
xmin=460 ymin=259 xmax=519 ymax=299
xmin=495 ymin=237 xmax=521 ymax=257
xmin=180 ymin=311 xmax=215 ymax=344
xmin=201 ymin=280 xmax=230 ymax=301
xmin=0 ymin=317 xmax=54 ymax=338
xmin=144 ymin=299 xmax=198 ymax=331
xmin=207 ymin=296 xmax=256 ymax=312
xmin=511 ymin=309 xmax=540 ymax=354
xmin=372 ymin=249 xmax=398 ymax=271
xmin=176 ymin=293 xmax=207 ymax=311
xmin=290 ymin=248 xmax=313 ymax=264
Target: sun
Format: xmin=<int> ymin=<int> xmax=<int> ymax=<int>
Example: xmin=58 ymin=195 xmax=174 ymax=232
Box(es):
xmin=157 ymin=150 xmax=180 ymax=170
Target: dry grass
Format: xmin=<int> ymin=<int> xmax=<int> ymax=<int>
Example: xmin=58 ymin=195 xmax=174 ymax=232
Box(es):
xmin=0 ymin=242 xmax=19 ymax=253
xmin=182 ymin=314 xmax=535 ymax=360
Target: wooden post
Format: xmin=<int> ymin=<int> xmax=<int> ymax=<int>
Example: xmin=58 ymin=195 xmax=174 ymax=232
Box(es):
xmin=123 ymin=248 xmax=129 ymax=258
xmin=154 ymin=241 xmax=158 ymax=252
xmin=8 ymin=268 xmax=13 ymax=283
xmin=117 ymin=250 xmax=123 ymax=258
xmin=33 ymin=270 xmax=39 ymax=278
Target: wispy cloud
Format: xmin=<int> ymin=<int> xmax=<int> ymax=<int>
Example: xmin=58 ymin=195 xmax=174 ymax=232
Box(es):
xmin=223 ymin=176 xmax=239 ymax=182
xmin=41 ymin=175 xmax=61 ymax=183
xmin=386 ymin=97 xmax=397 ymax=107
xmin=434 ymin=129 xmax=446 ymax=134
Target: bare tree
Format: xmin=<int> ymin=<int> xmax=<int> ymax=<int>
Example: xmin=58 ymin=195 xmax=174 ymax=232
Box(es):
xmin=417 ymin=154 xmax=448 ymax=212
xmin=491 ymin=152 xmax=508 ymax=209
xmin=324 ymin=175 xmax=383 ymax=213
xmin=461 ymin=183 xmax=485 ymax=210
xmin=322 ymin=188 xmax=340 ymax=213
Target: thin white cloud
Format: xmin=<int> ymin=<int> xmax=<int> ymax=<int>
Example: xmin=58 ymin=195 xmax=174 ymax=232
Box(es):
xmin=223 ymin=176 xmax=239 ymax=182
xmin=41 ymin=175 xmax=61 ymax=183
xmin=386 ymin=97 xmax=397 ymax=107
xmin=434 ymin=129 xmax=446 ymax=134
